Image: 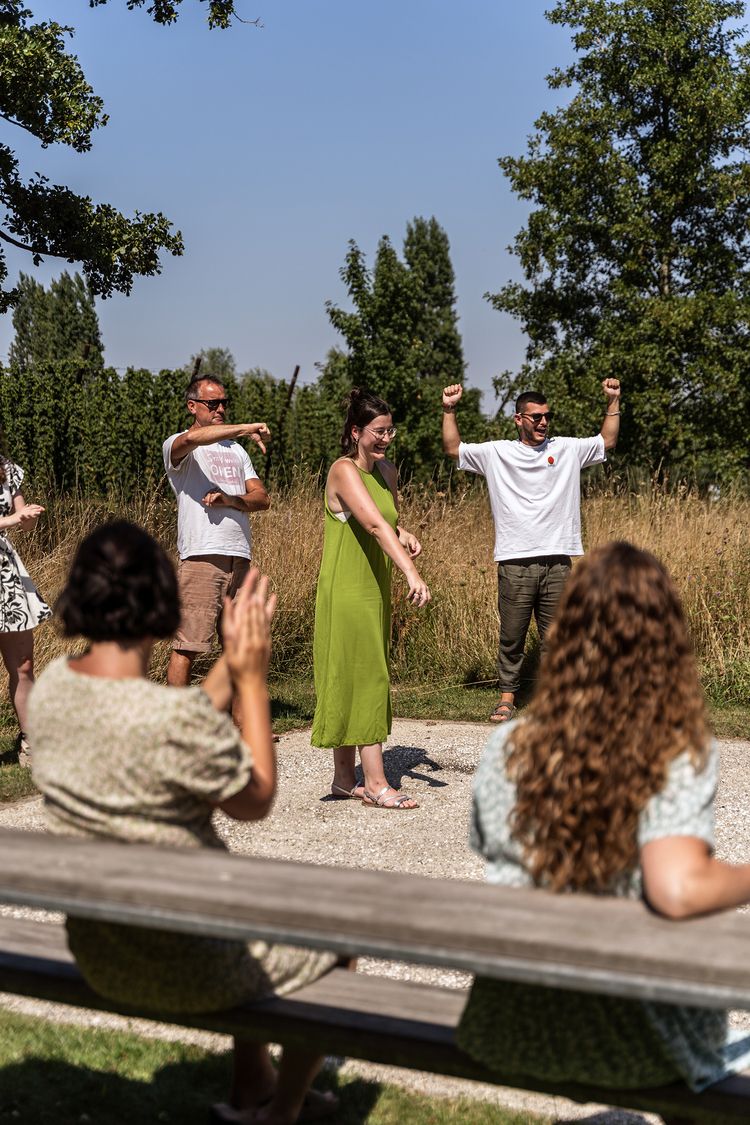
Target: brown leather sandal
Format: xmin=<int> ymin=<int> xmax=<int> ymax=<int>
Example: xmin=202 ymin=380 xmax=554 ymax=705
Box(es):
xmin=490 ymin=700 xmax=515 ymax=723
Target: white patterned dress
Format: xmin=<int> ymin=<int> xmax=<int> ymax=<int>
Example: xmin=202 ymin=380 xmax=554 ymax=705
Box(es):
xmin=0 ymin=462 xmax=51 ymax=633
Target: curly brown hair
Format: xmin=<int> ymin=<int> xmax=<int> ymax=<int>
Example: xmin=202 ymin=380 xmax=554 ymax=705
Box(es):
xmin=507 ymin=541 xmax=708 ymax=894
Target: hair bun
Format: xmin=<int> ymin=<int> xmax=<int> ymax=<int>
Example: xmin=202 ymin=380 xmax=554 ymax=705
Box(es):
xmin=341 ymin=387 xmax=364 ymax=412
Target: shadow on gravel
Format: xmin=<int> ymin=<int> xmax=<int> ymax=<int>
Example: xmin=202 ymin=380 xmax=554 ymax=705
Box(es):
xmin=384 ymin=745 xmax=448 ymax=790
xmin=318 ymin=744 xmax=449 ymax=802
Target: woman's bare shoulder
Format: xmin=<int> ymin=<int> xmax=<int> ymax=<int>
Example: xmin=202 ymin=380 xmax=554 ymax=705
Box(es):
xmin=378 ymin=458 xmax=398 ymax=484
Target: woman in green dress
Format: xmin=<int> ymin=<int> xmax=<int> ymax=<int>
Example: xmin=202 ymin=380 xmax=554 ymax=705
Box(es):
xmin=312 ymin=388 xmax=431 ymax=810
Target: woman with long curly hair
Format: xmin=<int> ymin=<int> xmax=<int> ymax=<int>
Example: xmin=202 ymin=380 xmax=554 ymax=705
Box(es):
xmin=457 ymin=541 xmax=750 ymax=1105
xmin=0 ymin=433 xmax=51 ymax=762
xmin=311 ymin=388 xmax=430 ymax=809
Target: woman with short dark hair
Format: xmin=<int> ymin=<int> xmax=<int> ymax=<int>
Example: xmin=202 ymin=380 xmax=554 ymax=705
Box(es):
xmin=457 ymin=541 xmax=750 ymax=1104
xmin=0 ymin=435 xmax=50 ymax=762
xmin=30 ymin=520 xmax=339 ymax=1125
xmin=311 ymin=388 xmax=431 ymax=809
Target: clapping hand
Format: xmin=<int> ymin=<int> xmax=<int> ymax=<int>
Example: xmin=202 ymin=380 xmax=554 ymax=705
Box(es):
xmin=15 ymin=503 xmax=44 ymax=528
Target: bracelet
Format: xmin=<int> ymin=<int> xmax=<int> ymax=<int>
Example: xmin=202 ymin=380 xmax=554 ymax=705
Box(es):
xmin=442 ymin=406 xmax=456 ymax=413
xmin=605 ymin=411 xmax=621 ymax=416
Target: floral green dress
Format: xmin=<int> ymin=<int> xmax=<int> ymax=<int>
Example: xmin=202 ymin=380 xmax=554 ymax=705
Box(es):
xmin=457 ymin=722 xmax=750 ymax=1092
xmin=311 ymin=464 xmax=396 ymax=748
xmin=29 ymin=657 xmax=336 ymax=1013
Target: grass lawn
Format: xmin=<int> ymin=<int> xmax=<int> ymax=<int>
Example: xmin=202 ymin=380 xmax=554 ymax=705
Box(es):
xmin=0 ymin=1009 xmax=544 ymax=1125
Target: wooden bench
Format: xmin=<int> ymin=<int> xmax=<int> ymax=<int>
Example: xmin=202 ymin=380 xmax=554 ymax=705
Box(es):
xmin=1 ymin=826 xmax=749 ymax=1122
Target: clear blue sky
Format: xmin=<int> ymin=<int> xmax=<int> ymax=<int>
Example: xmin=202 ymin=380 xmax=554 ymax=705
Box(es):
xmin=0 ymin=1 xmax=575 ymax=409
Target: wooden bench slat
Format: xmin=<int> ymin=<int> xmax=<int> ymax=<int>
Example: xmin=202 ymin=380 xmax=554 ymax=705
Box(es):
xmin=1 ymin=916 xmax=750 ymax=1123
xmin=2 ymin=829 xmax=750 ymax=1010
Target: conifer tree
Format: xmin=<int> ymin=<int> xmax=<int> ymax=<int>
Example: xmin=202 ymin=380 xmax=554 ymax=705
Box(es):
xmin=9 ymin=271 xmax=103 ymax=371
xmin=326 ymin=217 xmax=484 ymax=478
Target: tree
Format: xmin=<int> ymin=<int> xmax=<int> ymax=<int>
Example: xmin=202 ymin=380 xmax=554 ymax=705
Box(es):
xmin=9 ymin=270 xmax=104 ymax=370
xmin=491 ymin=0 xmax=750 ymax=480
xmin=187 ymin=346 xmax=238 ymax=383
xmin=326 ymin=217 xmax=485 ymax=478
xmin=0 ymin=1 xmax=259 ymax=312
xmin=403 ymin=216 xmax=465 ymax=386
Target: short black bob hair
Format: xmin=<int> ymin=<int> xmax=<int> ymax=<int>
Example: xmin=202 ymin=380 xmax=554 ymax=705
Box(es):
xmin=56 ymin=520 xmax=180 ymax=641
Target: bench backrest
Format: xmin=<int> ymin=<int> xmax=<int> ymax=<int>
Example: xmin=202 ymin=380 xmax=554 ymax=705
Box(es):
xmin=2 ymin=827 xmax=749 ymax=1009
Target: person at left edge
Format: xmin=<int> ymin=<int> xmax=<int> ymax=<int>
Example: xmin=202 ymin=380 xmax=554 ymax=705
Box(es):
xmin=164 ymin=376 xmax=271 ymax=691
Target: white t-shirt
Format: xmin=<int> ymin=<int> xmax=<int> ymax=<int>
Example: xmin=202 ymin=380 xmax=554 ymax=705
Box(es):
xmin=163 ymin=433 xmax=258 ymax=561
xmin=458 ymin=434 xmax=606 ymax=561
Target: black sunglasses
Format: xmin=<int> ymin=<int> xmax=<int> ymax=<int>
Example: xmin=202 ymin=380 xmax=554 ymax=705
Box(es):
xmin=191 ymin=398 xmax=228 ymax=411
xmin=520 ymin=411 xmax=553 ymax=424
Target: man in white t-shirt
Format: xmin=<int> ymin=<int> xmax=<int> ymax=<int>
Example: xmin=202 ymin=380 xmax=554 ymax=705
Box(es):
xmin=442 ymin=379 xmax=621 ymax=722
xmin=163 ymin=377 xmax=271 ymax=689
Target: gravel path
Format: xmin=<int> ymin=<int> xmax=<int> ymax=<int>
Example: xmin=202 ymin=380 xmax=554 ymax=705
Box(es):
xmin=1 ymin=720 xmax=749 ymax=1124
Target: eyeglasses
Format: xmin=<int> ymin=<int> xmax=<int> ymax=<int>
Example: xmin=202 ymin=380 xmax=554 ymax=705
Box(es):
xmin=366 ymin=426 xmax=397 ymax=439
xmin=191 ymin=398 xmax=228 ymax=411
xmin=520 ymin=411 xmax=553 ymax=424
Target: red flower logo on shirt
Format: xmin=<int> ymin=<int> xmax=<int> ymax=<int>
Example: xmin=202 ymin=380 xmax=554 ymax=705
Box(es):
xmin=548 ymin=456 xmax=555 ymax=465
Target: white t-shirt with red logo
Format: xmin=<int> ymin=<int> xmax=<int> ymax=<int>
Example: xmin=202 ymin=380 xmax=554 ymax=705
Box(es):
xmin=457 ymin=434 xmax=606 ymax=561
xmin=163 ymin=433 xmax=258 ymax=560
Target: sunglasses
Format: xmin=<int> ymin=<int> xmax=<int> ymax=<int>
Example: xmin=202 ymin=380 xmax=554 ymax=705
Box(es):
xmin=520 ymin=411 xmax=553 ymax=424
xmin=191 ymin=398 xmax=228 ymax=411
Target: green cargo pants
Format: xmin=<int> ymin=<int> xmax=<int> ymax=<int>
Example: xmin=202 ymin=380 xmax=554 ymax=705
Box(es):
xmin=497 ymin=555 xmax=571 ymax=693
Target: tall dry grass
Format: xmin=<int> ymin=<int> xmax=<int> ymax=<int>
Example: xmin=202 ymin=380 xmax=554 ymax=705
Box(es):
xmin=4 ymin=479 xmax=750 ymax=706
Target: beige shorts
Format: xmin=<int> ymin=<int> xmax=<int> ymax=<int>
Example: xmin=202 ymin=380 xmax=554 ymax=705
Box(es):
xmin=173 ymin=555 xmax=250 ymax=654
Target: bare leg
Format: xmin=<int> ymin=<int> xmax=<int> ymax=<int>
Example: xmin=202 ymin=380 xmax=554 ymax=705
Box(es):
xmin=0 ymin=630 xmax=34 ymax=732
xmin=331 ymin=745 xmax=365 ymax=797
xmin=227 ymin=1040 xmax=277 ymax=1110
xmin=216 ymin=1044 xmax=334 ymax=1125
xmin=167 ymin=649 xmax=195 ymax=687
xmin=360 ymin=742 xmax=418 ymax=809
xmin=257 ymin=1047 xmax=329 ymax=1125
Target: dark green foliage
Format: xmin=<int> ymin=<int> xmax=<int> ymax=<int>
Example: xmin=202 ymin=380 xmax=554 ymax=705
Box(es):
xmin=492 ymin=0 xmax=750 ymax=481
xmin=0 ymin=2 xmax=190 ymax=311
xmin=0 ymin=338 xmax=488 ymax=493
xmin=9 ymin=271 xmax=104 ymax=370
xmin=326 ymin=217 xmax=487 ymax=479
xmin=0 ymin=362 xmax=183 ymax=493
xmin=90 ymin=0 xmax=243 ymax=30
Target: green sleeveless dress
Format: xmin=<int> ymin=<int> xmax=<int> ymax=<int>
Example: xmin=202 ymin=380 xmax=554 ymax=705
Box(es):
xmin=311 ymin=464 xmax=396 ymax=748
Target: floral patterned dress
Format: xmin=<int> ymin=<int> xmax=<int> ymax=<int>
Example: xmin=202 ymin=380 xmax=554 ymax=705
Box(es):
xmin=0 ymin=462 xmax=51 ymax=633
xmin=457 ymin=721 xmax=750 ymax=1092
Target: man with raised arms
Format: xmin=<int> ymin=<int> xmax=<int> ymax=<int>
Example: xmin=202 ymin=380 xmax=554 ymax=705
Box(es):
xmin=164 ymin=376 xmax=271 ymax=689
xmin=442 ymin=379 xmax=621 ymax=722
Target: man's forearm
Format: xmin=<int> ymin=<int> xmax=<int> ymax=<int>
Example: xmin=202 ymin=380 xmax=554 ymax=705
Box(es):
xmin=184 ymin=423 xmax=256 ymax=449
xmin=227 ymin=491 xmax=271 ymax=513
xmin=442 ymin=406 xmax=462 ymax=460
xmin=601 ymin=399 xmax=621 ymax=451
